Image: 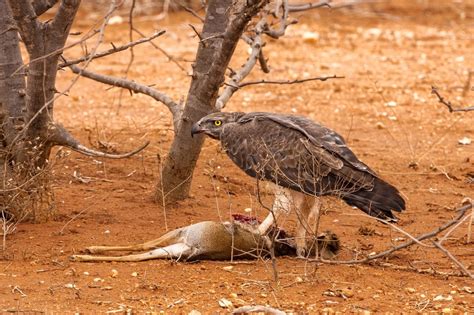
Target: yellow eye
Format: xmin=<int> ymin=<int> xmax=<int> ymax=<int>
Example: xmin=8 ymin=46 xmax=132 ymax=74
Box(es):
xmin=214 ymin=120 xmax=222 ymax=126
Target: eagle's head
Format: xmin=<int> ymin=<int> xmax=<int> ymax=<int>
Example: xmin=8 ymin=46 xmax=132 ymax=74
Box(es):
xmin=191 ymin=112 xmax=244 ymax=139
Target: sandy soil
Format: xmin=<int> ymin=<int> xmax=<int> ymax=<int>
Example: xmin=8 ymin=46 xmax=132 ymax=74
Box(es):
xmin=1 ymin=1 xmax=473 ymax=313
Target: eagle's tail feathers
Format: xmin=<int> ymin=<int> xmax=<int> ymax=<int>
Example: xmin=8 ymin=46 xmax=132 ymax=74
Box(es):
xmin=342 ymin=178 xmax=405 ymax=222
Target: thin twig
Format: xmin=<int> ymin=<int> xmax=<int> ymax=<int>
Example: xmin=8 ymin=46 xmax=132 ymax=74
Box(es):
xmin=431 ymin=86 xmax=474 ymax=112
xmin=58 ymin=30 xmax=166 ymax=68
xmin=132 ymin=28 xmax=188 ymax=74
xmin=432 ymin=241 xmax=473 ymax=278
xmin=237 ymin=75 xmax=345 ymax=88
xmin=312 ymin=203 xmax=472 ymax=267
xmin=288 ymin=0 xmax=331 ymax=12
xmin=178 ymin=1 xmax=204 ymax=22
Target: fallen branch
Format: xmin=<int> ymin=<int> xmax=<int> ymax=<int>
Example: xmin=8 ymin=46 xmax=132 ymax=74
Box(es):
xmin=431 ymin=86 xmax=474 ymax=112
xmin=59 ymin=30 xmax=166 ymax=68
xmin=312 ymin=202 xmax=473 ymax=277
xmin=432 ymin=241 xmax=472 ymax=278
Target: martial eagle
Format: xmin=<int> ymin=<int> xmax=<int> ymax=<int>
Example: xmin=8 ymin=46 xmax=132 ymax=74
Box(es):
xmin=191 ymin=112 xmax=405 ymax=254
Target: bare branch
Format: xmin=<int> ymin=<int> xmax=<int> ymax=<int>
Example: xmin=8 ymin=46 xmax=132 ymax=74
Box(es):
xmin=33 ymin=0 xmax=59 ymax=16
xmin=132 ymin=28 xmax=188 ymax=74
xmin=238 ymin=75 xmax=345 ymax=88
xmin=177 ymin=1 xmax=204 ymax=22
xmin=59 ymin=30 xmax=166 ymax=68
xmin=67 ymin=64 xmax=182 ymax=123
xmin=431 ymin=86 xmax=474 ymax=112
xmin=188 ymin=23 xmax=204 ymax=42
xmin=216 ymin=20 xmax=266 ymax=110
xmin=49 ymin=124 xmax=149 ymax=159
xmin=263 ymin=0 xmax=296 ymax=39
xmin=288 ymin=0 xmax=331 ymax=12
xmin=312 ymin=202 xmax=473 ymax=269
xmin=432 ymin=241 xmax=473 ymax=278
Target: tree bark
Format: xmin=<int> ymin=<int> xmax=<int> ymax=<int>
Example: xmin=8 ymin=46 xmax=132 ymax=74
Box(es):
xmin=158 ymin=0 xmax=268 ymax=203
xmin=0 ymin=0 xmax=27 ymax=147
xmin=0 ymin=0 xmax=28 ymax=214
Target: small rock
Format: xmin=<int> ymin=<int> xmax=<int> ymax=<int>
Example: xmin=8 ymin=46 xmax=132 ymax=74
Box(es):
xmin=433 ymin=294 xmax=452 ymax=301
xmin=83 ymin=271 xmax=90 ymax=276
xmin=209 ymin=289 xmax=216 ymax=294
xmin=405 ymin=287 xmax=416 ymax=293
xmin=188 ymin=310 xmax=201 ymax=315
xmin=218 ymin=298 xmax=233 ymax=308
xmin=461 ymin=286 xmax=472 ymax=294
xmin=244 ymin=208 xmax=252 ymax=213
xmin=295 ymin=276 xmax=303 ymax=283
xmin=131 ymin=272 xmax=138 ymax=277
xmin=111 ymin=269 xmax=118 ymax=278
xmin=341 ymin=288 xmax=354 ymax=298
xmin=101 ymin=286 xmax=113 ymax=291
xmin=458 ymin=137 xmax=471 ymax=145
xmin=375 ymin=122 xmax=385 ymax=129
xmin=108 ymin=15 xmax=124 ymax=25
xmin=93 ymin=277 xmax=104 ymax=283
xmin=64 ymin=283 xmax=77 ymax=289
xmin=104 ymin=230 xmax=110 ymax=234
xmin=442 ymin=308 xmax=452 ymax=314
xmin=229 ymin=293 xmax=238 ymax=298
xmin=385 ymin=101 xmax=397 ymax=107
xmin=233 ymin=298 xmax=246 ymax=307
xmin=222 ymin=266 xmax=233 ymax=271
xmin=321 ymin=307 xmax=334 ymax=315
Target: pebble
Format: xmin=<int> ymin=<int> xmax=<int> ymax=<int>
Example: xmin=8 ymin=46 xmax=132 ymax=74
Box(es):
xmin=461 ymin=286 xmax=472 ymax=294
xmin=405 ymin=287 xmax=416 ymax=293
xmin=218 ymin=298 xmax=233 ymax=308
xmin=222 ymin=266 xmax=233 ymax=271
xmin=131 ymin=272 xmax=138 ymax=277
xmin=111 ymin=269 xmax=118 ymax=278
xmin=188 ymin=310 xmax=201 ymax=315
xmin=229 ymin=293 xmax=238 ymax=298
xmin=433 ymin=294 xmax=453 ymax=302
xmin=83 ymin=271 xmax=90 ymax=276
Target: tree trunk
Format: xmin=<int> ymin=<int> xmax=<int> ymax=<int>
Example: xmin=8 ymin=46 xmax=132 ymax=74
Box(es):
xmin=0 ymin=0 xmax=81 ymax=220
xmin=0 ymin=0 xmax=28 ymax=214
xmin=158 ymin=0 xmax=267 ymax=203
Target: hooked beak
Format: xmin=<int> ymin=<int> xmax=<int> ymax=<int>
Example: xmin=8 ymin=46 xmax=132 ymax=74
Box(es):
xmin=191 ymin=123 xmax=204 ymax=138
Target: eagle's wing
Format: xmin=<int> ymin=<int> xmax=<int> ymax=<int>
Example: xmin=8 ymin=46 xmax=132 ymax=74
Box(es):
xmin=221 ymin=113 xmax=405 ymax=221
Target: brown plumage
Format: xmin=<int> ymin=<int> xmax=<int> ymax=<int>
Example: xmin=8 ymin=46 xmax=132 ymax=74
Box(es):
xmin=191 ymin=112 xmax=405 ymax=222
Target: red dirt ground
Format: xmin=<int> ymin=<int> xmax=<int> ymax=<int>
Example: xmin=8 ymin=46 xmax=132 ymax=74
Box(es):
xmin=1 ymin=1 xmax=473 ymax=313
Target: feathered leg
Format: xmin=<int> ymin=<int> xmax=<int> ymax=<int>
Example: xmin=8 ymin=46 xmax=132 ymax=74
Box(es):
xmin=295 ymin=196 xmax=321 ymax=257
xmin=258 ymin=185 xmax=292 ymax=235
